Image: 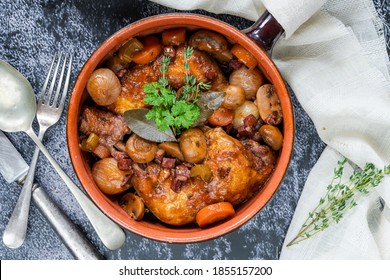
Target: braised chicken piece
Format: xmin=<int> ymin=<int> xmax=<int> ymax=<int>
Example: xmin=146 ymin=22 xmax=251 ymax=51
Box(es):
xmin=79 ymin=106 xmax=130 ymax=144
xmin=109 ymin=45 xmax=228 ymax=115
xmin=108 ymin=63 xmax=160 ymax=115
xmin=80 ymin=106 xmax=131 ymax=165
xmin=167 ymin=46 xmax=228 ymax=91
xmin=131 ymin=127 xmax=275 ymax=226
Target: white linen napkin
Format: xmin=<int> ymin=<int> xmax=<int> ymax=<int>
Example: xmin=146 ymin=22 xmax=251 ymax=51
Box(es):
xmin=150 ymin=0 xmax=390 ymax=259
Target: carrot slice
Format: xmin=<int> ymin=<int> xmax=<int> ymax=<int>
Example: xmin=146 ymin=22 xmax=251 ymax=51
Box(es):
xmin=131 ymin=36 xmax=162 ymax=65
xmin=196 ymin=202 xmax=235 ymax=227
xmin=207 ymin=107 xmax=234 ymax=127
xmin=162 ymin=28 xmax=186 ymax=46
xmin=231 ymin=44 xmax=257 ymax=69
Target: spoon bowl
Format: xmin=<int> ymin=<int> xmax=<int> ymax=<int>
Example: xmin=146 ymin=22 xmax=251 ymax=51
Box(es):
xmin=0 ymin=60 xmax=36 ymax=132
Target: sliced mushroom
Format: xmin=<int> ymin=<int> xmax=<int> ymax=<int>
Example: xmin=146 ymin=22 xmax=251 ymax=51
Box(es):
xmin=126 ymin=134 xmax=158 ymax=163
xmin=259 ymin=124 xmax=283 ymax=151
xmin=119 ymin=193 xmax=145 ymax=221
xmin=189 ymin=30 xmax=233 ymax=62
xmin=256 ymin=84 xmax=283 ymax=125
xmin=158 ymin=142 xmax=185 ymax=161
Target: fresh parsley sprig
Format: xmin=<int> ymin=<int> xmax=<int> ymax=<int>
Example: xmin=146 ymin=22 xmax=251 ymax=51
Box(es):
xmin=143 ymin=47 xmax=210 ymax=135
xmin=287 ymin=158 xmax=390 ymax=247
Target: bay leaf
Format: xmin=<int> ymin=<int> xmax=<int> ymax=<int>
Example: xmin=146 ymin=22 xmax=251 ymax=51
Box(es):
xmin=124 ymin=108 xmax=177 ymax=142
xmin=192 ymin=91 xmax=226 ymax=127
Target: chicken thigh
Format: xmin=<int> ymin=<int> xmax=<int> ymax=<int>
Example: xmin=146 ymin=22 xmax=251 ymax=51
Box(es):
xmin=131 ymin=127 xmax=275 ymax=226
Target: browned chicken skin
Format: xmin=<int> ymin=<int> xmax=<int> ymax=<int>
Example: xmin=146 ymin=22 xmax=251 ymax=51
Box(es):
xmin=79 ymin=106 xmax=129 ymax=145
xmin=108 ymin=63 xmax=159 ymax=115
xmin=167 ymin=46 xmax=228 ymax=91
xmin=131 ymin=127 xmax=275 ymax=226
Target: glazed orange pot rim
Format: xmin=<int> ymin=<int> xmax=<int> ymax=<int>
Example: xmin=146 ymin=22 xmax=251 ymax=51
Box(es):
xmin=67 ymin=13 xmax=295 ymax=243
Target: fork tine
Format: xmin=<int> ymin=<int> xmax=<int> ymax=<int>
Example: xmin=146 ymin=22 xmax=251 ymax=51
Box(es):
xmin=38 ymin=53 xmax=57 ymax=102
xmin=58 ymin=54 xmax=73 ymax=112
xmin=44 ymin=52 xmax=62 ymax=105
xmin=52 ymin=54 xmax=68 ymax=106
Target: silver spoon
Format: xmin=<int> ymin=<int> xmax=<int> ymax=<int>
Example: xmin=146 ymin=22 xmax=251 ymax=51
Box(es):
xmin=0 ymin=60 xmax=126 ymax=250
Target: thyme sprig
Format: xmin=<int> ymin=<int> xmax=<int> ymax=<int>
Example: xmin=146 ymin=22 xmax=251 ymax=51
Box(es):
xmin=287 ymin=158 xmax=390 ymax=247
xmin=143 ymin=47 xmax=210 ymax=135
xmin=181 ymin=47 xmax=211 ymax=102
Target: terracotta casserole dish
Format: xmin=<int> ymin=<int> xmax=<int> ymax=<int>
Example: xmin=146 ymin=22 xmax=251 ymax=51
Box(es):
xmin=67 ymin=11 xmax=294 ymax=243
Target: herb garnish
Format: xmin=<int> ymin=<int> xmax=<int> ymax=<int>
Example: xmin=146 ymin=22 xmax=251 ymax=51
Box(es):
xmin=287 ymin=158 xmax=390 ymax=247
xmin=143 ymin=47 xmax=211 ymax=135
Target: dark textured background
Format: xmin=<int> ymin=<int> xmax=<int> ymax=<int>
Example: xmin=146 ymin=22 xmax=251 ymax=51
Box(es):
xmin=0 ymin=0 xmax=387 ymax=260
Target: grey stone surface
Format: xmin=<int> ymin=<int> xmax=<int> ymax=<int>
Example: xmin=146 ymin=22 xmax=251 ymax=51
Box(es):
xmin=3 ymin=0 xmax=385 ymax=260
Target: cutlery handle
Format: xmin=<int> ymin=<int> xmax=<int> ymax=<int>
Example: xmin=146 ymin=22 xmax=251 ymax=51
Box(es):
xmin=32 ymin=184 xmax=104 ymax=260
xmin=3 ymin=130 xmax=45 ymax=248
xmin=26 ymin=129 xmax=126 ymax=250
xmin=2 ymin=165 xmax=35 ymax=248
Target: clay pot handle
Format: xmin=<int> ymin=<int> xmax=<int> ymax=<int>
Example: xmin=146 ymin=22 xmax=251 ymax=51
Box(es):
xmin=243 ymin=10 xmax=284 ymax=54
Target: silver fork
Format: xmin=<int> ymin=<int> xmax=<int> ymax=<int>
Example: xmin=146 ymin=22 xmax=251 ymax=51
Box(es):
xmin=3 ymin=53 xmax=72 ymax=249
